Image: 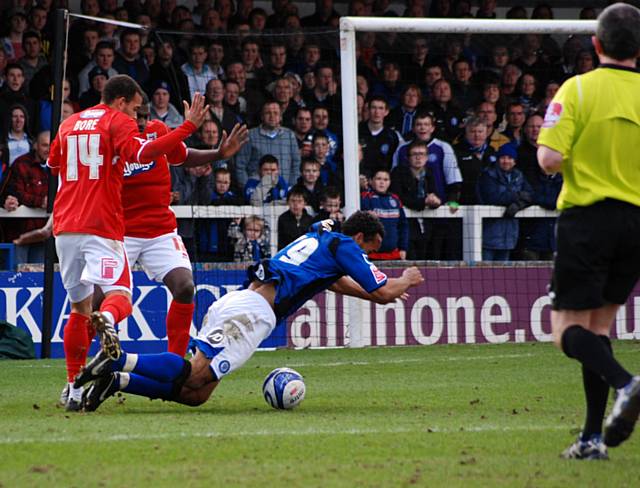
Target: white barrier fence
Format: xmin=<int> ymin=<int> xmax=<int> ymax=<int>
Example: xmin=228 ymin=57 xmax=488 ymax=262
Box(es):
xmin=1 ymin=205 xmax=557 ymax=262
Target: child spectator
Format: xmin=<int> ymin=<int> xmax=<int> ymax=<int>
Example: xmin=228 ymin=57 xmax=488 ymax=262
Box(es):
xmin=290 ymin=158 xmax=325 ymax=212
xmin=476 ymin=143 xmax=533 ymax=261
xmin=244 ymin=154 xmax=289 ymax=205
xmin=277 ymin=189 xmax=313 ymax=250
xmin=361 ymin=169 xmax=408 ymax=260
xmin=199 ymin=168 xmax=244 ymax=262
xmin=228 ymin=215 xmax=271 ymax=262
xmin=312 ymin=187 xmax=344 ymax=233
xmin=310 ymin=131 xmax=340 ymax=189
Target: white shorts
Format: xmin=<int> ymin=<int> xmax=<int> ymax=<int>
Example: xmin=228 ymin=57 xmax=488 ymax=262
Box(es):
xmin=193 ymin=289 xmax=276 ymax=380
xmin=56 ymin=234 xmax=132 ymax=303
xmin=125 ymin=232 xmax=192 ymax=282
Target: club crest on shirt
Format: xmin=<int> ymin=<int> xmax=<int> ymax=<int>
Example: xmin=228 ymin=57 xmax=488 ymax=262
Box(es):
xmin=123 ymin=160 xmax=156 ymax=177
xmin=543 ymin=102 xmax=563 ymax=128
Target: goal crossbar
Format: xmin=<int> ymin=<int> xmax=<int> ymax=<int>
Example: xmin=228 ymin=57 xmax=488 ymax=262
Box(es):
xmin=339 ymin=17 xmax=598 ymax=218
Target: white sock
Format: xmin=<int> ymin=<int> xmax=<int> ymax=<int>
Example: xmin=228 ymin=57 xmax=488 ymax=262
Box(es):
xmin=102 ymin=311 xmax=115 ymax=326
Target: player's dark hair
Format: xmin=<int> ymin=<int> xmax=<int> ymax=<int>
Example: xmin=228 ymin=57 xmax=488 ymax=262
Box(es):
xmin=101 ymin=74 xmax=144 ymax=104
xmin=342 ymin=210 xmax=385 ymax=241
xmin=597 ymin=3 xmax=640 ymax=60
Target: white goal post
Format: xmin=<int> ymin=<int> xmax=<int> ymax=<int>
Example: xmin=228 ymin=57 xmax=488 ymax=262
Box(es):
xmin=339 ymin=16 xmax=598 ymax=218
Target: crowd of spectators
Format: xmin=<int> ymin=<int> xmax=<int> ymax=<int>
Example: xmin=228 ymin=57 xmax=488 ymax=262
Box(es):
xmin=0 ymin=0 xmax=604 ymax=264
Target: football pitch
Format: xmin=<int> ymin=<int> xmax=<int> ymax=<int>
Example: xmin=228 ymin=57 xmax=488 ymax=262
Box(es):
xmin=2 ymin=342 xmax=640 ymax=487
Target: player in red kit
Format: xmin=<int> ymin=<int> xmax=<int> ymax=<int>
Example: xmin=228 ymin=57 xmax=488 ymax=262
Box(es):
xmin=112 ymin=96 xmax=248 ymax=357
xmin=48 ymin=75 xmax=208 ymax=411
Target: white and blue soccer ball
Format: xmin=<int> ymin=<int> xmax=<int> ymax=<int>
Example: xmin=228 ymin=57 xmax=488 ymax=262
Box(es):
xmin=262 ymin=367 xmax=306 ymax=410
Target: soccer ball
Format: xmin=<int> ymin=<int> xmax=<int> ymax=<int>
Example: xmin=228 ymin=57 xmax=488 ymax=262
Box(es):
xmin=262 ymin=367 xmax=306 ymax=410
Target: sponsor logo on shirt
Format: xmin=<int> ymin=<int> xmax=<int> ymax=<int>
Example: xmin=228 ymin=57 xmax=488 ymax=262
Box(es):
xmin=80 ymin=109 xmax=106 ymax=119
xmin=123 ymin=160 xmax=156 ymax=177
xmin=542 ymin=102 xmax=563 ymax=128
xmin=370 ymin=263 xmax=387 ymax=284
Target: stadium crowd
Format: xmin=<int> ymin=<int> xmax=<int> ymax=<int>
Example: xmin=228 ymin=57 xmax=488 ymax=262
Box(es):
xmin=0 ymin=0 xmax=604 ymax=264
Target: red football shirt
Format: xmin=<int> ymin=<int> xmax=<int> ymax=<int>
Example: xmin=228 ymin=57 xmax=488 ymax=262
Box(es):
xmin=48 ymin=104 xmax=146 ymax=240
xmin=122 ymin=119 xmax=188 ymax=238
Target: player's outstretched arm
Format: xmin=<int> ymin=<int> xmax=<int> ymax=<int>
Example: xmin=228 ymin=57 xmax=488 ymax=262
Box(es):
xmin=330 ymin=267 xmax=424 ymax=304
xmin=14 ymin=214 xmax=53 ymax=245
xmin=183 ymin=123 xmax=249 ymax=168
xmin=183 ymin=92 xmax=210 ymax=129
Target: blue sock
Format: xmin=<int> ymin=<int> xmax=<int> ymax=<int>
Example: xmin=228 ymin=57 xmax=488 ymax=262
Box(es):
xmin=118 ymin=373 xmax=173 ymax=400
xmin=113 ymin=352 xmax=186 ymax=382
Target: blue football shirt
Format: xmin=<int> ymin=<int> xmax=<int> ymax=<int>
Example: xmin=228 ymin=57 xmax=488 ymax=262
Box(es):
xmin=247 ymin=222 xmax=388 ymax=320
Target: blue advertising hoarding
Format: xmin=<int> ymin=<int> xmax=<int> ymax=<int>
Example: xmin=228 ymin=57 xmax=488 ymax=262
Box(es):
xmin=0 ymin=270 xmax=287 ymax=358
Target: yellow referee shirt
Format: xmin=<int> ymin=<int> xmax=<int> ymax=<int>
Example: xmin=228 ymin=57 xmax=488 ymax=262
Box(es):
xmin=538 ymin=65 xmax=640 ymax=210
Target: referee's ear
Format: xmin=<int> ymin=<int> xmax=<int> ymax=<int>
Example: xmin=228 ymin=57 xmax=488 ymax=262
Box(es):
xmin=592 ymin=36 xmax=603 ymax=56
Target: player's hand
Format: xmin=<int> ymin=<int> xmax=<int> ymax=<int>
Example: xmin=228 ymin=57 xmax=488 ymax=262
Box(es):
xmin=216 ymin=123 xmax=249 ymax=160
xmin=402 ymin=266 xmax=424 ymax=287
xmin=397 ymin=292 xmax=410 ymax=301
xmin=14 ymin=226 xmax=52 ymax=245
xmin=183 ymin=92 xmax=210 ymax=129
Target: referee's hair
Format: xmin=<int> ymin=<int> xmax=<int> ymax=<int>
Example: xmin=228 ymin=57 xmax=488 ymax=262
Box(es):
xmin=597 ymin=2 xmax=640 ymax=61
xmin=343 ymin=210 xmax=385 ymax=241
xmin=101 ymin=75 xmax=145 ymax=104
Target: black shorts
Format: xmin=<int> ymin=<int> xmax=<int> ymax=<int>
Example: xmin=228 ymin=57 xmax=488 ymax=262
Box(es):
xmin=551 ymin=199 xmax=640 ymax=310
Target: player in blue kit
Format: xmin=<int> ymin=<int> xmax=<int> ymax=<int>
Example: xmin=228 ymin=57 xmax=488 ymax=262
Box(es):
xmin=75 ymin=211 xmax=424 ymax=410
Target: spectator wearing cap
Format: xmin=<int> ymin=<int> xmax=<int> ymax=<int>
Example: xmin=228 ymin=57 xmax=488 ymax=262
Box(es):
xmin=17 ymin=31 xmax=48 ymax=88
xmin=149 ymin=80 xmax=184 ymax=129
xmin=77 ymin=41 xmax=118 ymax=97
xmin=1 ymin=10 xmax=28 ymax=62
xmin=78 ymin=66 xmax=109 ymax=109
xmin=476 ymin=143 xmax=533 ymax=261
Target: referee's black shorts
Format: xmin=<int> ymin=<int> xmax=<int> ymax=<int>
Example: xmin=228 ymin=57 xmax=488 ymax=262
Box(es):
xmin=551 ymin=198 xmax=640 ymax=310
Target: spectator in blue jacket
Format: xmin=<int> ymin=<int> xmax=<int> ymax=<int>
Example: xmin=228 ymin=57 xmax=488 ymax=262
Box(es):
xmin=361 ymin=169 xmax=408 ymax=260
xmin=244 ymin=154 xmax=289 ymax=205
xmin=521 ymin=168 xmax=562 ymax=260
xmin=477 ymin=143 xmax=533 ymax=261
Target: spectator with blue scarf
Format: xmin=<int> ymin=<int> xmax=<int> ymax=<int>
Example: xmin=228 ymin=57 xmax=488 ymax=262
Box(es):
xmin=229 ymin=215 xmax=271 ymax=263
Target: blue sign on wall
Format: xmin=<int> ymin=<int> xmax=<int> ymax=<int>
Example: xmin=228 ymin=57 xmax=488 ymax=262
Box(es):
xmin=0 ymin=270 xmax=287 ymax=358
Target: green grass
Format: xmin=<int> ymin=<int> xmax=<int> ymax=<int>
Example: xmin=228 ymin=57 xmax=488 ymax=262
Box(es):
xmin=2 ymin=342 xmax=640 ymax=487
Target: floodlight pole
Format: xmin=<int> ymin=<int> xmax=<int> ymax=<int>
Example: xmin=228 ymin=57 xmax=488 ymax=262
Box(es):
xmin=41 ymin=8 xmax=68 ymax=358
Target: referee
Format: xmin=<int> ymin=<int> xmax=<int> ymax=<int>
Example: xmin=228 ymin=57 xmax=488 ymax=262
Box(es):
xmin=538 ymin=2 xmax=640 ymax=460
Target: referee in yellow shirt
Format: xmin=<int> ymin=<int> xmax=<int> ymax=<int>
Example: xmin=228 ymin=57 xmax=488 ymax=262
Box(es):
xmin=538 ymin=3 xmax=640 ymax=460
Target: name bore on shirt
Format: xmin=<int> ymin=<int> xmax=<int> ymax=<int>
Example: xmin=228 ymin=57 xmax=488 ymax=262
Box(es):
xmin=73 ymin=119 xmax=99 ymax=131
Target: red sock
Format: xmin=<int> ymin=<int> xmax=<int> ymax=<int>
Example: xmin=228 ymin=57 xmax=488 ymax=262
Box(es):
xmin=166 ymin=301 xmax=194 ymax=357
xmin=100 ymin=294 xmax=133 ymax=325
xmin=63 ymin=313 xmax=91 ymax=382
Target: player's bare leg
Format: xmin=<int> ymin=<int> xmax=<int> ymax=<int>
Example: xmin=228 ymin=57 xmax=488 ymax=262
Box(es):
xmin=163 ymin=268 xmax=195 ymax=357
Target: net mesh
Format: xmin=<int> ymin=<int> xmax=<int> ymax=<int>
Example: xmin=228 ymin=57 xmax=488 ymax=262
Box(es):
xmin=4 ymin=6 xmax=629 ymax=353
